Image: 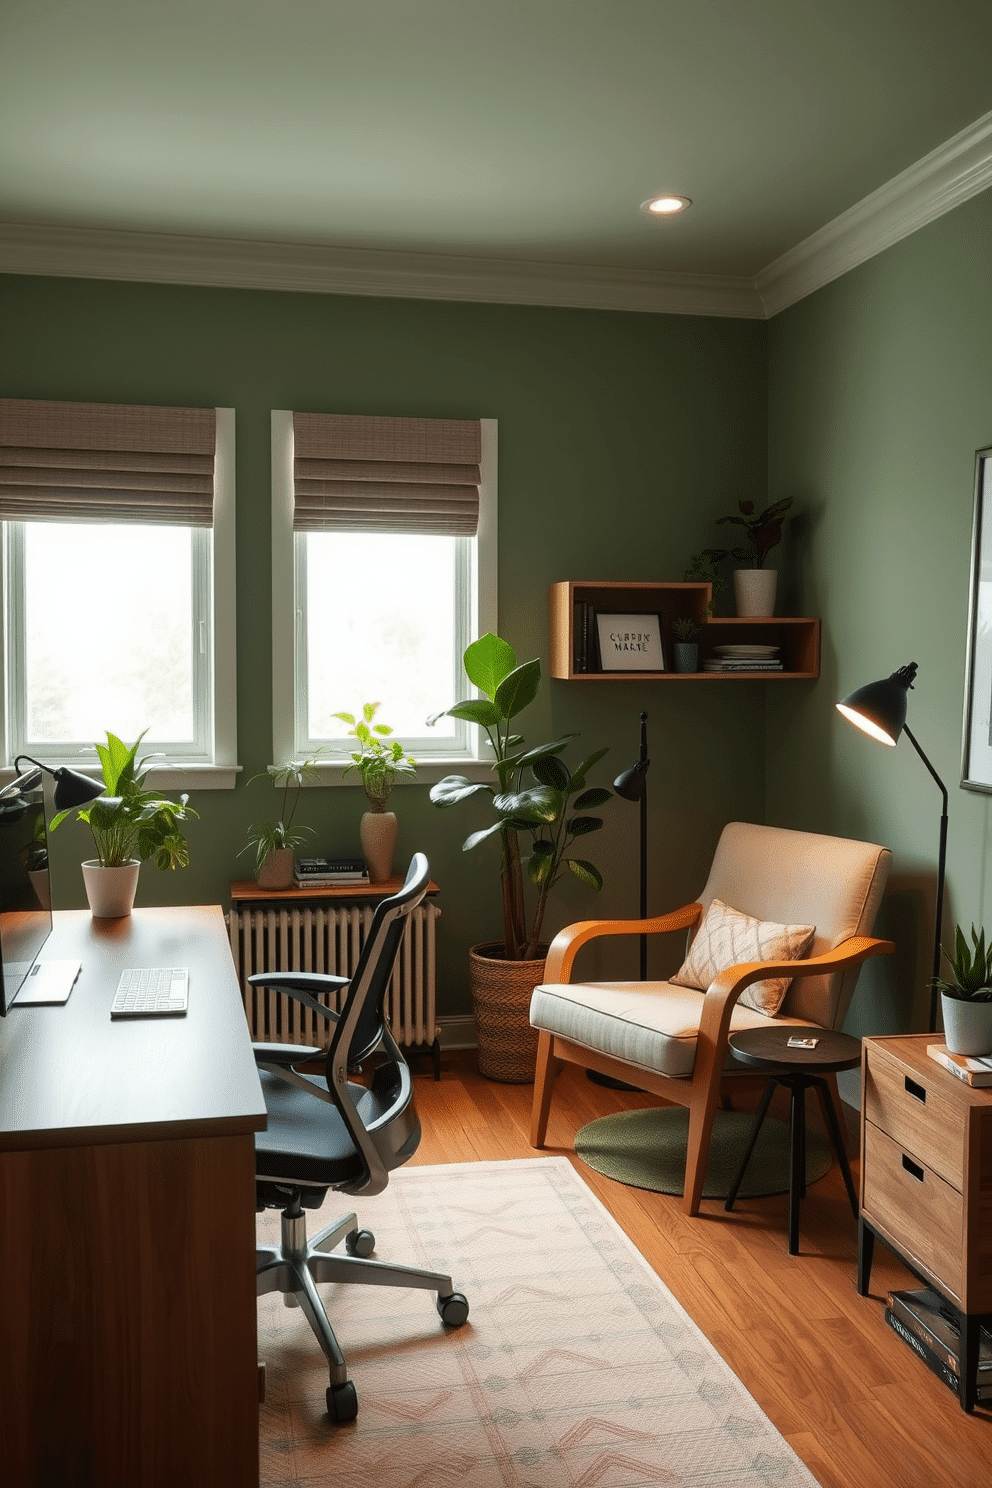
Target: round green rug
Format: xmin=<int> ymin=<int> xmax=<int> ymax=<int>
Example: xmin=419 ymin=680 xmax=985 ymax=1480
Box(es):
xmin=575 ymin=1106 xmax=831 ymax=1199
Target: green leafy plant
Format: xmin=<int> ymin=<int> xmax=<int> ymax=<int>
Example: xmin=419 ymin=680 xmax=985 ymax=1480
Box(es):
xmin=428 ymin=632 xmax=611 ymax=961
xmin=333 ymin=703 xmax=417 ymax=810
xmin=934 ymin=923 xmax=992 ymax=1003
xmin=241 ymin=753 xmax=323 ymax=874
xmin=715 ymin=496 xmax=794 ymax=569
xmin=50 ymin=731 xmax=198 ymax=870
xmin=682 ymin=549 xmax=726 ymax=617
xmin=672 ymin=616 xmax=700 ymax=643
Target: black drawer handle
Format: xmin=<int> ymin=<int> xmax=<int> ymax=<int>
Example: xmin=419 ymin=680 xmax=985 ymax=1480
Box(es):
xmin=905 ymin=1076 xmax=926 ymax=1104
xmin=902 ymin=1154 xmax=925 ymax=1183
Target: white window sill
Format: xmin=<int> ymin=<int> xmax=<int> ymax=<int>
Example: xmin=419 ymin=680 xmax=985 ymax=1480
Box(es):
xmin=296 ymin=758 xmax=497 ymax=788
xmin=0 ymin=762 xmax=243 ymax=792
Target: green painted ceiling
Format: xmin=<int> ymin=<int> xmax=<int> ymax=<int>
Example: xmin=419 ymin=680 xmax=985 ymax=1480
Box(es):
xmin=2 ymin=0 xmax=992 ymax=278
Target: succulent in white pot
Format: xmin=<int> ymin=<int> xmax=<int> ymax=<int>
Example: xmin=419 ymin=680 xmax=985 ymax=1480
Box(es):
xmin=933 ymin=923 xmax=992 ymax=1056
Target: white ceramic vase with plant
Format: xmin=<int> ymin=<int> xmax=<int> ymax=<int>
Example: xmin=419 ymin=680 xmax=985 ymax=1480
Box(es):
xmin=242 ymin=753 xmax=323 ymax=889
xmin=933 ymin=922 xmax=992 ymax=1056
xmin=714 ymin=496 xmax=793 ymax=617
xmin=50 ymin=731 xmax=198 ymax=918
xmin=334 ymin=703 xmax=416 ymax=883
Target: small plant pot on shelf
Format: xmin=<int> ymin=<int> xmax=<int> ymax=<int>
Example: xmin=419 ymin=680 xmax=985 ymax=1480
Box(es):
xmin=82 ymin=859 xmax=141 ymax=919
xmin=360 ymin=809 xmax=397 ymax=883
xmin=672 ymin=642 xmax=699 ymax=673
xmin=941 ymin=992 xmax=992 ymax=1057
xmin=733 ymin=568 xmax=777 ymax=618
xmin=256 ymin=847 xmax=295 ymax=890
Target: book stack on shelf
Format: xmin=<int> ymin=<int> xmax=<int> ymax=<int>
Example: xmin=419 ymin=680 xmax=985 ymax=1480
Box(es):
xmin=295 ymin=856 xmax=369 ymax=886
xmin=572 ymin=600 xmax=600 ymax=672
xmin=885 ymin=1288 xmax=992 ymax=1403
xmin=703 ymin=644 xmax=783 ymax=673
xmin=926 ymin=1043 xmax=992 ymax=1086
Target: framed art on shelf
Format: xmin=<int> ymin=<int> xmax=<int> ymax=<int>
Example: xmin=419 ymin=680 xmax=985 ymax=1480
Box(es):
xmin=962 ymin=445 xmax=992 ymax=791
xmin=596 ymin=613 xmax=664 ymax=671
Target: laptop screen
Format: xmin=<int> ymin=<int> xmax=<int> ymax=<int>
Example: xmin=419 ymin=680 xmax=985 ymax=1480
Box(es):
xmin=0 ymin=768 xmax=53 ymax=1016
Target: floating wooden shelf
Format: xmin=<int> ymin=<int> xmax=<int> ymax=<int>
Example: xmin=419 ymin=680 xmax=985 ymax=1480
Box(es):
xmin=549 ymin=581 xmax=820 ymax=681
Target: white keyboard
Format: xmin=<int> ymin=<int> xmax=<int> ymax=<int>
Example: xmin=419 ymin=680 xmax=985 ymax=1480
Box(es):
xmin=111 ymin=966 xmax=189 ymax=1019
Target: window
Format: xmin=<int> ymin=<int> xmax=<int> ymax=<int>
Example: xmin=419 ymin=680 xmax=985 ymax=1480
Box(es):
xmin=271 ymin=411 xmax=496 ymax=773
xmin=0 ymin=399 xmax=237 ymax=786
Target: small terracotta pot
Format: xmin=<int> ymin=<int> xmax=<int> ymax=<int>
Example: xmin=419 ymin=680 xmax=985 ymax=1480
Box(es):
xmin=256 ymin=847 xmax=295 ymax=890
xmin=361 ymin=810 xmax=397 ymax=883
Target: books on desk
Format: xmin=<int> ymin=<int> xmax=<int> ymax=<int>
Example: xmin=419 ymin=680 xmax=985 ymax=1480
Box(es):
xmin=927 ymin=1042 xmax=992 ymax=1086
xmin=295 ymin=856 xmax=369 ymax=885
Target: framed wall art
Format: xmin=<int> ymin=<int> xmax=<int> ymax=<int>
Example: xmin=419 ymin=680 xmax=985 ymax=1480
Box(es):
xmin=596 ymin=613 xmax=664 ymax=671
xmin=961 ymin=445 xmax=992 ymax=791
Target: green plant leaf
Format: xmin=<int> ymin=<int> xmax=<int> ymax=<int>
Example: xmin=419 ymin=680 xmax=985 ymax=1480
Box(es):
xmin=463 ymin=821 xmax=507 ymax=851
xmin=567 ymin=858 xmax=603 ymax=890
xmin=427 ymin=698 xmax=500 ymax=728
xmin=531 ymin=755 xmax=570 ymax=790
xmin=527 ymin=841 xmax=556 ymax=885
xmin=568 ymin=747 xmax=609 ymax=789
xmin=463 ymin=633 xmax=517 ymax=700
xmin=566 ymin=815 xmax=603 ymax=836
xmin=493 ymin=658 xmax=541 ymax=721
xmin=429 ymin=777 xmax=493 ymax=807
xmin=572 ymin=786 xmax=612 ymax=810
xmin=494 ymin=785 xmax=561 ymax=824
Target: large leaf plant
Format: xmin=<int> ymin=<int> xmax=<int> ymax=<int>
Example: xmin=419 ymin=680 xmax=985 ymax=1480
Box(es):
xmin=428 ymin=632 xmax=611 ymax=961
xmin=50 ymin=730 xmax=198 ymax=869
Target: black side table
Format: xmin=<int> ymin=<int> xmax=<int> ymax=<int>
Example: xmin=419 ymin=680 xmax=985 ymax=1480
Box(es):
xmin=725 ymin=1024 xmax=862 ymax=1255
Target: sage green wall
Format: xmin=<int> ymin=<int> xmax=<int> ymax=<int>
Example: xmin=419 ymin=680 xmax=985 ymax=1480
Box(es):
xmin=766 ymin=186 xmax=992 ymax=1036
xmin=1 ymin=273 xmax=768 ymax=1015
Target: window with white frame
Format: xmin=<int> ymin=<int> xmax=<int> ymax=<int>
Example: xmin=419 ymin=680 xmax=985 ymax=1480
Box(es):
xmin=271 ymin=411 xmax=496 ymax=770
xmin=0 ymin=399 xmax=237 ymax=784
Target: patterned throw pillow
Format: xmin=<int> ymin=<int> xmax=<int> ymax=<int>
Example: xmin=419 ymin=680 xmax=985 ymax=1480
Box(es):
xmin=670 ymin=897 xmax=816 ymax=1016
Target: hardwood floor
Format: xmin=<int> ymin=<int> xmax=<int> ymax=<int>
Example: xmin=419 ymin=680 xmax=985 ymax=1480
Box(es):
xmin=409 ymin=1052 xmax=990 ymax=1488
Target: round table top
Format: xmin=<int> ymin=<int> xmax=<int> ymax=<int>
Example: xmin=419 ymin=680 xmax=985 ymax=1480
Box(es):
xmin=729 ymin=1024 xmax=862 ymax=1073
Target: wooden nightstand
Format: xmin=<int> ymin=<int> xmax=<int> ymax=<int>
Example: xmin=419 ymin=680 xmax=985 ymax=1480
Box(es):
xmin=858 ymin=1032 xmax=992 ymax=1411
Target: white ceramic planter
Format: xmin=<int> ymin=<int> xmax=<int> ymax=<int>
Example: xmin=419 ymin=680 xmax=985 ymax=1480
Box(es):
xmin=941 ymin=992 xmax=992 ymax=1056
xmin=82 ymin=859 xmax=140 ymax=918
xmin=733 ymin=568 xmax=777 ymax=618
xmin=360 ymin=810 xmax=397 ymax=883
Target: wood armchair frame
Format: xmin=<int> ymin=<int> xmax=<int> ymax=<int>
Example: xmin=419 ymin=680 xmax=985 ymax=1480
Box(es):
xmin=530 ymin=902 xmax=894 ymax=1215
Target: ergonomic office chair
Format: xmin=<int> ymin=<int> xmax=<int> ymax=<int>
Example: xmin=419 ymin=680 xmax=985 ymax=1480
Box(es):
xmin=251 ymin=853 xmax=468 ymax=1422
xmin=530 ymin=821 xmax=893 ymax=1215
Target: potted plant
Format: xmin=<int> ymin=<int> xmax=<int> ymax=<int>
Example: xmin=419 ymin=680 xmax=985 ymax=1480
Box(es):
xmin=50 ymin=730 xmax=198 ymax=917
xmin=428 ymin=632 xmax=611 ymax=1081
xmin=334 ymin=703 xmax=417 ymax=882
xmin=671 ymin=616 xmax=700 ymax=673
xmin=242 ymin=752 xmax=324 ymax=890
xmin=714 ymin=496 xmax=793 ymax=617
xmin=933 ymin=923 xmax=992 ymax=1056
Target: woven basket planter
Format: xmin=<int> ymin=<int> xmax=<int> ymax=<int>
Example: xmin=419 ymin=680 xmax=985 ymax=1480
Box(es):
xmin=469 ymin=941 xmax=548 ymax=1083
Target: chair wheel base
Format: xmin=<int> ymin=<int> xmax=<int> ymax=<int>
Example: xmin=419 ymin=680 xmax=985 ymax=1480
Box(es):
xmin=437 ymin=1292 xmax=470 ymax=1327
xmin=346 ymin=1227 xmax=376 ymax=1257
xmin=326 ymin=1380 xmax=358 ymax=1422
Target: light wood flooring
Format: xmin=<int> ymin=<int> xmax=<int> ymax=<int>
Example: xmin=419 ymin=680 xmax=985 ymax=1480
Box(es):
xmin=409 ymin=1052 xmax=990 ymax=1488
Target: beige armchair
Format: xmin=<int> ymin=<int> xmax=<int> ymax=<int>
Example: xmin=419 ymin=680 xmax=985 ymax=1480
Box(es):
xmin=529 ymin=821 xmax=894 ymax=1215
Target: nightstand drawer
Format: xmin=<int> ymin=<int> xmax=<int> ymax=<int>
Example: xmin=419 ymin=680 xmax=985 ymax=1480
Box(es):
xmin=863 ymin=1044 xmax=965 ymax=1189
xmin=862 ymin=1123 xmax=963 ymax=1296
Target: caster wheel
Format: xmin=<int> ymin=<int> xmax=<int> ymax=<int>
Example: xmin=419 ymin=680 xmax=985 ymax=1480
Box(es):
xmin=326 ymin=1380 xmax=358 ymax=1422
xmin=346 ymin=1228 xmax=375 ymax=1258
xmin=437 ymin=1292 xmax=469 ymax=1327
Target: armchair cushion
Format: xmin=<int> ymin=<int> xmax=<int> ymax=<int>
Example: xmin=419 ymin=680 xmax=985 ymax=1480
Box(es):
xmin=530 ymin=979 xmax=813 ymax=1078
xmin=669 ymin=897 xmax=815 ymax=1015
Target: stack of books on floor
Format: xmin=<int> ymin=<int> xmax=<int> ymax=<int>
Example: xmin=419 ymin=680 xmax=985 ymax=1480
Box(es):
xmin=295 ymin=857 xmax=369 ymax=885
xmin=885 ymin=1288 xmax=992 ymax=1402
xmin=703 ymin=644 xmax=783 ymax=673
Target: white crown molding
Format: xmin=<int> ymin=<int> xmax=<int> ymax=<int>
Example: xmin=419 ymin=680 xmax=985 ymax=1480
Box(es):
xmin=755 ymin=109 xmax=992 ymax=317
xmin=3 ymin=110 xmax=990 ymax=321
xmin=0 ymin=219 xmax=763 ymax=319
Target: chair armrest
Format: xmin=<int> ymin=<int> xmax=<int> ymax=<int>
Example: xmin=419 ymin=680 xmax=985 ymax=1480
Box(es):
xmin=247 ymin=971 xmax=348 ymax=1024
xmin=252 ymin=1041 xmax=324 ymax=1066
xmin=544 ymin=902 xmax=702 ymax=983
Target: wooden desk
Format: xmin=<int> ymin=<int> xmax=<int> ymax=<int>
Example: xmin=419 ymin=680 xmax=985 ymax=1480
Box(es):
xmin=0 ymin=906 xmax=267 ymax=1487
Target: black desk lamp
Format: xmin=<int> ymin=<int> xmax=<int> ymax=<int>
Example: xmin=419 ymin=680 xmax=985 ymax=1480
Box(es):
xmin=836 ymin=662 xmax=946 ymax=1032
xmin=613 ymin=711 xmax=651 ymax=979
xmin=2 ymin=754 xmax=105 ymax=809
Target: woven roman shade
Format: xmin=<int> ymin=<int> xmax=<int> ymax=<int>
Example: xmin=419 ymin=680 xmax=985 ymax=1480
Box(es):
xmin=0 ymin=398 xmax=217 ymax=526
xmin=293 ymin=412 xmax=481 ymax=535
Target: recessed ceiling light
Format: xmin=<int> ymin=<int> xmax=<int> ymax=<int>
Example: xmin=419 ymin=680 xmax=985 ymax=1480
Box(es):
xmin=641 ymin=195 xmax=691 ymax=216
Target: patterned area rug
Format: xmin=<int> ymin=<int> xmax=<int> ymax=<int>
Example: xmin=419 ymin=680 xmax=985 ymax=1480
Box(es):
xmin=258 ymin=1157 xmax=819 ymax=1488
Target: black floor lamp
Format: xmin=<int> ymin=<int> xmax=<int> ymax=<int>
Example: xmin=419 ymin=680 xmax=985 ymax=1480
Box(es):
xmin=613 ymin=711 xmax=651 ymax=980
xmin=836 ymin=663 xmax=947 ymax=1032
